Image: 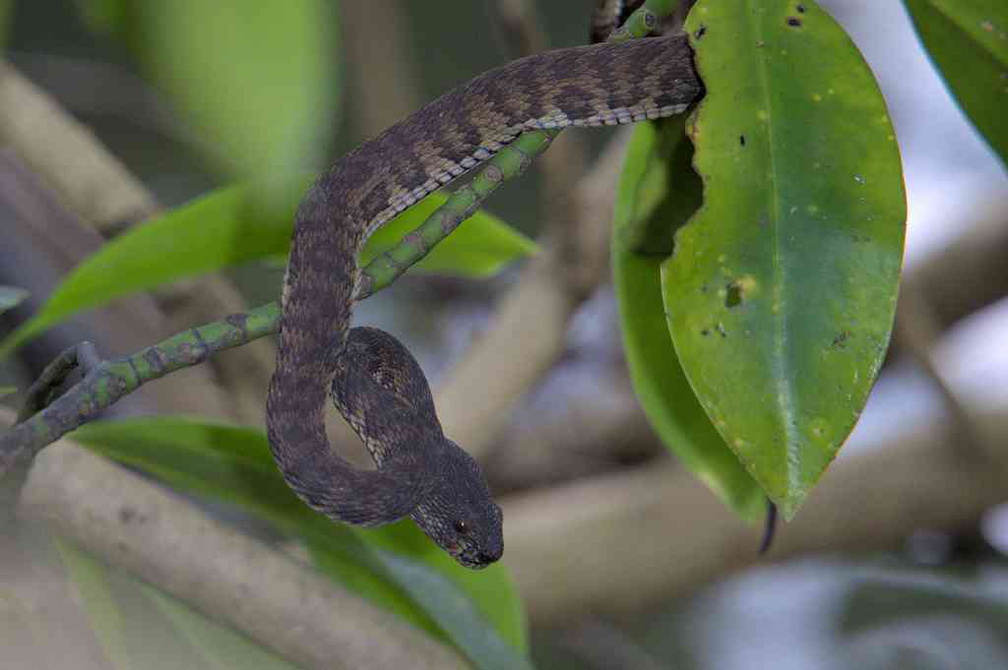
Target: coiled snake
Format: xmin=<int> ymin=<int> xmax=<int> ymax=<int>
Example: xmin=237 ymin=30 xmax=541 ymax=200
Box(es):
xmin=265 ymin=26 xmax=700 ymax=568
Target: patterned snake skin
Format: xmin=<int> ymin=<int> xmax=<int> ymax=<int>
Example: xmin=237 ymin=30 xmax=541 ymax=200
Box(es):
xmin=265 ymin=32 xmax=700 ymax=568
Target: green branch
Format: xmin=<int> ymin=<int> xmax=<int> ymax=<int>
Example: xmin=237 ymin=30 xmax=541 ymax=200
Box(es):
xmin=355 ymin=0 xmax=672 ymax=296
xmin=0 ymin=0 xmax=682 ymax=478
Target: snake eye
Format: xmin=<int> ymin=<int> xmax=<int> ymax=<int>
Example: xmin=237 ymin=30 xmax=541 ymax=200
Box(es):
xmin=454 ymin=519 xmax=470 ymax=535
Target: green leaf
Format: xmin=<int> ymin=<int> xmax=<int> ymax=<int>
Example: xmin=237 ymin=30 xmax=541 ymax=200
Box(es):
xmin=902 ymin=0 xmax=1008 ymax=163
xmin=613 ymin=121 xmax=765 ymax=520
xmin=89 ymin=0 xmax=337 ymax=184
xmin=69 ymin=417 xmax=531 ymax=668
xmin=0 ymin=286 xmax=28 ymax=316
xmin=670 ymin=1 xmax=906 ymax=518
xmin=0 ymin=182 xmax=295 ymax=357
xmin=0 ymin=184 xmax=534 ymax=356
xmin=359 ymin=193 xmax=539 ymax=279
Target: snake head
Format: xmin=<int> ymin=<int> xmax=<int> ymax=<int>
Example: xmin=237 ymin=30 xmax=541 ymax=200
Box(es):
xmin=411 ymin=441 xmax=503 ymax=569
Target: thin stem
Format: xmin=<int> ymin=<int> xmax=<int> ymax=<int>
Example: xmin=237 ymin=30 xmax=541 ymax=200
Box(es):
xmin=354 ymin=0 xmax=677 ymax=298
xmin=0 ymin=304 xmax=279 ymax=476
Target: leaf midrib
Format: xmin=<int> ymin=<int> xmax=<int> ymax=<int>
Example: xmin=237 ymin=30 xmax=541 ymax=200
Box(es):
xmin=750 ymin=0 xmax=800 ymax=500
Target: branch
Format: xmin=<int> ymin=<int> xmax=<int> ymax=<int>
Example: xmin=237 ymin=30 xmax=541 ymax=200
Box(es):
xmin=0 ymin=305 xmax=279 ymax=477
xmin=500 ymin=400 xmax=1008 ymax=625
xmin=0 ymin=62 xmax=156 ymax=227
xmin=435 ymin=130 xmax=634 ymax=455
xmin=13 ymin=417 xmax=466 ymax=670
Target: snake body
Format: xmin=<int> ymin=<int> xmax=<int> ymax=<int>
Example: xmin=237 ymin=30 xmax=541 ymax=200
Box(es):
xmin=266 ymin=33 xmax=700 ymax=568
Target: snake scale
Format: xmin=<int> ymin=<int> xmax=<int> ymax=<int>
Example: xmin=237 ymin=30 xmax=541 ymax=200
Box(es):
xmin=266 ymin=29 xmax=700 ymax=568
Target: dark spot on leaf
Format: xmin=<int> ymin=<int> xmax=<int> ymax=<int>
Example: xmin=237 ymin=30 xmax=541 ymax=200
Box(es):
xmin=739 ymin=135 xmax=746 ymax=147
xmin=787 ymin=16 xmax=802 ymax=27
xmin=701 ymin=328 xmax=710 ymax=337
xmin=832 ymin=331 xmax=850 ymax=348
xmin=725 ymin=281 xmax=743 ymax=308
xmin=694 ymin=25 xmax=707 ymax=39
xmin=796 ymin=4 xmax=806 ymax=12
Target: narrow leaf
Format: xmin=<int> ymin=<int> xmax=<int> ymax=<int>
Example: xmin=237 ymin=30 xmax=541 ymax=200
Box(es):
xmin=670 ymin=0 xmax=906 ymax=517
xmin=0 ymin=184 xmax=534 ymax=356
xmin=902 ymin=0 xmax=1008 ymax=162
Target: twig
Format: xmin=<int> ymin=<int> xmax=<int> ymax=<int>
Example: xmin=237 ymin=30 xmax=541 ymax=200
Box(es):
xmin=355 ymin=129 xmax=555 ymax=298
xmin=15 ymin=425 xmax=467 ymax=670
xmin=0 ymin=305 xmax=279 ymax=477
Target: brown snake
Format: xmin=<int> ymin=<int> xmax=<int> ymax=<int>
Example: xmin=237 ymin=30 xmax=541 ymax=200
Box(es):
xmin=265 ymin=31 xmax=700 ymax=568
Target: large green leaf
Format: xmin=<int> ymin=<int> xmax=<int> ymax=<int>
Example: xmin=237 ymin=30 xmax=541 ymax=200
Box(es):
xmin=902 ymin=0 xmax=1008 ymax=163
xmin=0 ymin=184 xmax=535 ymax=356
xmin=69 ymin=417 xmax=531 ymax=669
xmin=79 ymin=0 xmax=337 ymax=184
xmin=668 ymin=0 xmax=906 ymax=517
xmin=613 ymin=120 xmax=765 ymax=520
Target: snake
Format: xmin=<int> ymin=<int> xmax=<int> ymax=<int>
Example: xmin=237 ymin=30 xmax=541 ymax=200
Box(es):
xmin=265 ymin=25 xmax=701 ymax=569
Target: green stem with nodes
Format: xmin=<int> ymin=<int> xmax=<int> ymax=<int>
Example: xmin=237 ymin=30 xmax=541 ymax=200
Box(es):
xmin=0 ymin=0 xmax=685 ymax=477
xmin=356 ymin=0 xmax=673 ymax=296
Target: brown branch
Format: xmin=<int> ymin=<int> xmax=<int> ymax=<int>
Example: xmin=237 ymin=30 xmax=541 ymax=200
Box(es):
xmin=500 ymin=400 xmax=1008 ymax=625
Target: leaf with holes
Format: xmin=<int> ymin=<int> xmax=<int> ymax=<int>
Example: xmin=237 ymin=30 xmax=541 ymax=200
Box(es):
xmin=668 ymin=0 xmax=906 ymax=517
xmin=902 ymin=0 xmax=1008 ymax=163
xmin=613 ymin=119 xmax=765 ymax=520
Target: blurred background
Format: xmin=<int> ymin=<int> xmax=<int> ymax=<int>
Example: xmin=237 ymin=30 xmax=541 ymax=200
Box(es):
xmin=2 ymin=0 xmax=1007 ymax=668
